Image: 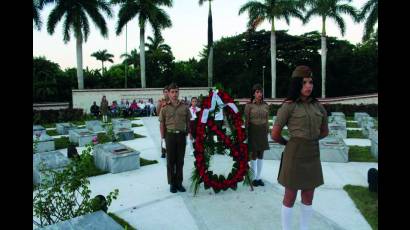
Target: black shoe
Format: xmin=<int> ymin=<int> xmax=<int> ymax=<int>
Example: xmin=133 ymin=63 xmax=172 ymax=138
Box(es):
xmin=161 ymin=153 xmax=166 ymax=158
xmin=258 ymin=179 xmax=265 ymax=186
xmin=176 ymin=185 xmax=186 ymax=192
xmin=170 ymin=185 xmax=177 ymax=193
xmin=252 ymin=180 xmax=259 ymax=187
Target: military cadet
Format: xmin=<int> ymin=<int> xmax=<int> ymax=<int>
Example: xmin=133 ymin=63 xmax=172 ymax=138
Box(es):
xmin=271 ymin=65 xmax=329 ymax=230
xmin=244 ymin=84 xmax=270 ymax=187
xmin=159 ymin=83 xmax=191 ymax=193
xmin=158 ymin=85 xmax=170 ymax=158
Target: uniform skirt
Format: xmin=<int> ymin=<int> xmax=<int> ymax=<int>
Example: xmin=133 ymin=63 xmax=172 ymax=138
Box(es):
xmin=278 ymin=137 xmax=324 ymax=190
xmin=248 ymin=123 xmax=269 ymax=152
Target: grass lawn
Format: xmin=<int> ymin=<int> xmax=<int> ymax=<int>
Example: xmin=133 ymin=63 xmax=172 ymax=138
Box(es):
xmin=349 ymin=146 xmax=377 ymax=162
xmin=132 ymin=123 xmax=143 ymax=128
xmin=54 ymin=137 xmax=73 ymax=149
xmin=346 ymin=116 xmax=354 ymax=121
xmin=46 ymin=129 xmax=59 ymax=136
xmin=343 ymin=185 xmax=378 ymax=230
xmin=108 ymin=213 xmax=137 ymax=230
xmin=346 ymin=122 xmax=359 ymax=128
xmin=347 ymin=130 xmax=365 ymax=139
xmin=134 ymin=133 xmax=146 ymax=138
xmin=140 ymin=158 xmax=158 ymax=166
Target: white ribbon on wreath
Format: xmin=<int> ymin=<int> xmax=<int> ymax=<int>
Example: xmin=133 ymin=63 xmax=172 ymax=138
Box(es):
xmin=201 ymin=89 xmax=239 ymax=124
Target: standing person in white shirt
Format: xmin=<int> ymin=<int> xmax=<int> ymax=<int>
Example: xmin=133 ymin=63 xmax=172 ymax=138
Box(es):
xmin=188 ymin=97 xmax=201 ymax=155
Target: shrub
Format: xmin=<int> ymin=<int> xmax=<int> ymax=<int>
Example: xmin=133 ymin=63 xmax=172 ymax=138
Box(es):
xmin=33 ymin=145 xmax=119 ymax=228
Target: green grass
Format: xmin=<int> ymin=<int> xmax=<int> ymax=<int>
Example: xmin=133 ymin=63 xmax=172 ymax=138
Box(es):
xmin=343 ymin=185 xmax=378 ymax=230
xmin=347 ymin=130 xmax=365 ymax=139
xmin=132 ymin=123 xmax=143 ymax=128
xmin=42 ymin=123 xmax=55 ymax=128
xmin=108 ymin=213 xmax=137 ymax=230
xmin=134 ymin=133 xmax=146 ymax=139
xmin=346 ymin=116 xmax=354 ymax=121
xmin=97 ymin=133 xmax=112 ymax=144
xmin=46 ymin=129 xmax=59 ymax=136
xmin=140 ymin=158 xmax=158 ymax=166
xmin=54 ymin=137 xmax=74 ymax=149
xmin=349 ymin=146 xmax=377 ymax=162
xmin=346 ymin=122 xmax=359 ymax=128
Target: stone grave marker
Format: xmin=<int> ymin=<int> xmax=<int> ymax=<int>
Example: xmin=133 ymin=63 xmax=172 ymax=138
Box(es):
xmin=112 ymin=118 xmax=132 ymax=130
xmin=86 ymin=120 xmax=105 ymax=133
xmin=56 ymin=122 xmax=76 ymax=135
xmin=328 ymin=122 xmax=347 ymax=139
xmin=93 ymin=142 xmax=140 ymax=173
xmin=33 ymin=125 xmax=47 ymax=136
xmin=37 ymin=210 xmax=123 ymax=230
xmin=319 ymin=137 xmax=349 ymax=163
xmin=33 ymin=133 xmax=55 ymax=153
xmin=33 ymin=150 xmax=71 ymax=185
xmin=69 ymin=129 xmax=97 ymax=146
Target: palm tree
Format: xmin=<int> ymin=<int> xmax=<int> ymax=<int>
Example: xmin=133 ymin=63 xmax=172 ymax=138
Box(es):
xmin=91 ymin=49 xmax=114 ymax=76
xmin=303 ymin=0 xmax=357 ymax=98
xmin=199 ymin=0 xmax=216 ymax=87
xmin=46 ymin=0 xmax=112 ymax=89
xmin=358 ymin=0 xmax=378 ymax=42
xmin=33 ymin=0 xmax=55 ymax=30
xmin=146 ymin=34 xmax=172 ymax=55
xmin=121 ymin=49 xmax=140 ymax=68
xmin=113 ymin=0 xmax=172 ymax=88
xmin=239 ymin=0 xmax=305 ymax=98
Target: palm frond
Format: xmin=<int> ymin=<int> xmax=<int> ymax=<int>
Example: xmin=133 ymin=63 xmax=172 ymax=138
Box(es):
xmin=363 ymin=5 xmax=378 ymax=41
xmin=47 ymin=2 xmax=66 ymax=35
xmin=330 ymin=13 xmax=346 ymax=36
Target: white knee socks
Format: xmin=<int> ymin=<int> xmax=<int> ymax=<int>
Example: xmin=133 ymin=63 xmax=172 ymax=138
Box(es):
xmin=281 ymin=204 xmax=293 ymax=230
xmin=300 ymin=203 xmax=313 ymax=230
xmin=256 ymin=159 xmax=263 ymax=180
xmin=251 ymin=160 xmax=257 ymax=180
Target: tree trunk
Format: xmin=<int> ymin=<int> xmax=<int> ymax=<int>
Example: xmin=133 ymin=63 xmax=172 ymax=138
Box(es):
xmin=101 ymin=61 xmax=104 ymax=76
xmin=76 ymin=35 xmax=84 ymax=89
xmin=140 ymin=25 xmax=146 ymax=88
xmin=207 ymin=1 xmax=213 ymax=87
xmin=208 ymin=47 xmax=213 ymax=87
xmin=270 ymin=20 xmax=276 ymax=98
xmin=321 ymin=17 xmax=327 ymax=98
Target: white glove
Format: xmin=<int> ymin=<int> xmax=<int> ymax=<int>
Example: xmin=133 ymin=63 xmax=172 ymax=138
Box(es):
xmin=161 ymin=138 xmax=166 ymax=149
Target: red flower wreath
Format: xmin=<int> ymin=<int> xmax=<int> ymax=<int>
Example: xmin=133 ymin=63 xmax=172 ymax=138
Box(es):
xmin=194 ymin=89 xmax=248 ymax=192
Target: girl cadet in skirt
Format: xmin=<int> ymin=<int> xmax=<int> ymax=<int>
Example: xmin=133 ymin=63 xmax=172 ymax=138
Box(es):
xmin=271 ymin=65 xmax=329 ymax=230
xmin=244 ymin=84 xmax=270 ymax=187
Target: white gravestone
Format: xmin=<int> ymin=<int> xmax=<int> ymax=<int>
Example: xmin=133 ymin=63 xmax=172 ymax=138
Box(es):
xmin=33 ymin=133 xmax=55 ymax=153
xmin=56 ymin=122 xmax=76 ymax=135
xmin=33 ymin=150 xmax=71 ymax=185
xmin=86 ymin=120 xmax=105 ymax=133
xmin=38 ymin=210 xmax=123 ymax=230
xmin=93 ymin=143 xmax=140 ymax=173
xmin=114 ymin=128 xmax=134 ymax=141
xmin=319 ymin=137 xmax=349 ymax=163
xmin=112 ymin=118 xmax=132 ymax=129
xmin=69 ymin=129 xmax=97 ymax=147
xmin=369 ymin=129 xmax=378 ymax=160
xmin=33 ymin=125 xmax=47 ymax=136
xmin=328 ymin=122 xmax=347 ymax=139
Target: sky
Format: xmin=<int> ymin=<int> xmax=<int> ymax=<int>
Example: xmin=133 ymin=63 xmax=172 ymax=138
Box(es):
xmin=33 ymin=0 xmax=369 ymax=70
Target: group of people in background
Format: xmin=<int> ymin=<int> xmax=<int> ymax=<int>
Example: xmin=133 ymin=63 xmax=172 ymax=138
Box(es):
xmin=90 ymin=97 xmax=156 ymax=121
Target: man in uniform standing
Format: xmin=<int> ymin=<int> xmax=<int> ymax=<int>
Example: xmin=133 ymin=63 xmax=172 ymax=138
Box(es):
xmin=159 ymin=83 xmax=191 ymax=193
xmin=158 ymin=85 xmax=169 ymax=158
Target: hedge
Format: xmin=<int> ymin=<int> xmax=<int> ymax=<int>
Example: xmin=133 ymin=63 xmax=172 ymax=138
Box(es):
xmin=33 ymin=108 xmax=85 ymax=124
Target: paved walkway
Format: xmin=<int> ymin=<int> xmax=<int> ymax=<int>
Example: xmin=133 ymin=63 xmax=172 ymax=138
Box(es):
xmin=35 ymin=117 xmax=377 ymax=230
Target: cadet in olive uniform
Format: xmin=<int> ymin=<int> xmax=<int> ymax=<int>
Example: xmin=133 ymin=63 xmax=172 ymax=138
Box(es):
xmin=244 ymin=84 xmax=269 ymax=187
xmin=271 ymin=66 xmax=329 ymax=230
xmin=158 ymin=85 xmax=170 ymax=158
xmin=159 ymin=83 xmax=191 ymax=193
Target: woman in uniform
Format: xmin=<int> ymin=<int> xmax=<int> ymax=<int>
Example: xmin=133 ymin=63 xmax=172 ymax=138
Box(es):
xmin=271 ymin=66 xmax=329 ymax=230
xmin=100 ymin=95 xmax=109 ymax=123
xmin=244 ymin=84 xmax=270 ymax=187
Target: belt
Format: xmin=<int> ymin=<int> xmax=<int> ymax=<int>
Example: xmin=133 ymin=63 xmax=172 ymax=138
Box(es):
xmin=167 ymin=129 xmax=185 ymax=134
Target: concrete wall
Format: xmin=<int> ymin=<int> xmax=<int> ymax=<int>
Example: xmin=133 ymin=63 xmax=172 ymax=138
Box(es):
xmin=237 ymin=93 xmax=378 ymax=105
xmin=72 ymin=87 xmax=210 ymax=113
